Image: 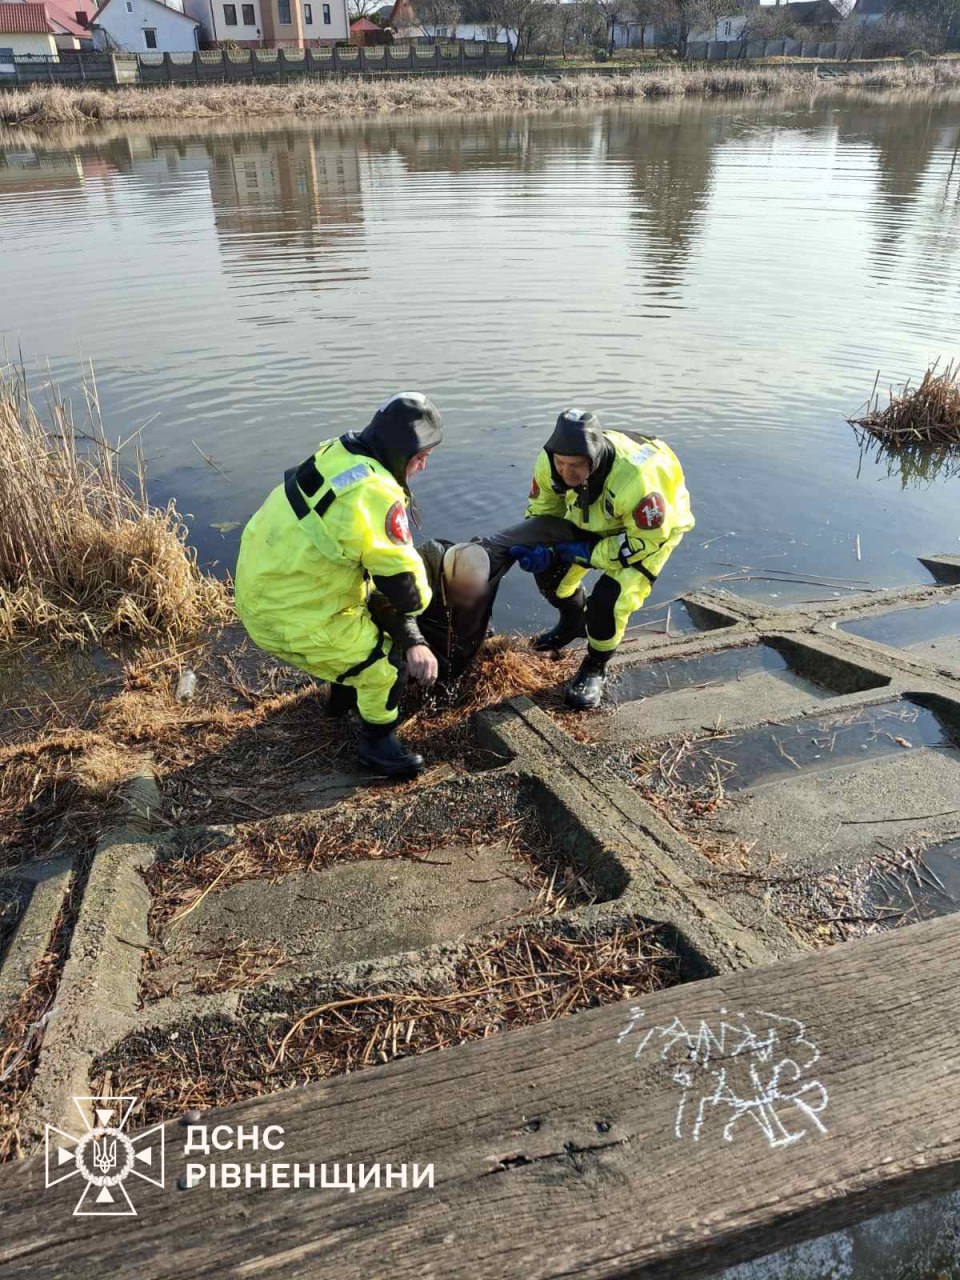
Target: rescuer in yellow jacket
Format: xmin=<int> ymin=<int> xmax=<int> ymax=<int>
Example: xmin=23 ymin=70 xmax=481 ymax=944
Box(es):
xmin=234 ymin=393 xmax=443 ymax=777
xmin=485 ymin=409 xmax=694 ymax=710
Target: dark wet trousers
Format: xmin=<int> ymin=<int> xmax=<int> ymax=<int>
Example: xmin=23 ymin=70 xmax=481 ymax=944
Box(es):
xmin=481 ymin=515 xmax=617 ymax=645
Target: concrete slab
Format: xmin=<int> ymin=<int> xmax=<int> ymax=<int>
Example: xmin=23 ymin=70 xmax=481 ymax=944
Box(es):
xmin=704 ymin=747 xmax=960 ymax=872
xmin=152 ymin=838 xmax=544 ymax=996
xmin=592 ymin=638 xmax=891 ymax=747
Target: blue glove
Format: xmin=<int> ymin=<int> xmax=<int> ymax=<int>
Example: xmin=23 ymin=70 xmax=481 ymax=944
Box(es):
xmin=509 ymin=544 xmax=554 ymax=574
xmin=557 ymin=540 xmax=593 ymax=567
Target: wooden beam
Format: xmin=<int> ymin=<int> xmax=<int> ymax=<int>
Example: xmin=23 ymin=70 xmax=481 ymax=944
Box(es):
xmin=2 ymin=915 xmax=960 ymax=1278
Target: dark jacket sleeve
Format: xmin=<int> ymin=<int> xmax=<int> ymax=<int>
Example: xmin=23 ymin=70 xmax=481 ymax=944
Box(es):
xmin=368 ymin=588 xmax=426 ymax=650
xmin=368 ymin=540 xmax=446 ymax=650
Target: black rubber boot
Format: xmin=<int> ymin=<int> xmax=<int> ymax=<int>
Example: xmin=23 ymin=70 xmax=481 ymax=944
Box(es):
xmin=324 ymin=682 xmax=357 ymax=719
xmin=565 ymin=650 xmax=610 ymax=710
xmin=533 ymin=589 xmax=587 ymax=652
xmin=356 ymin=721 xmax=424 ymax=777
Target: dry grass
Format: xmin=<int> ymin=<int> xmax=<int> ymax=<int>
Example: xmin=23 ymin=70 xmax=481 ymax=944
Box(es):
xmin=2 ymin=62 xmax=959 ymax=129
xmin=849 ymin=359 xmax=960 ymax=448
xmin=0 ymin=367 xmax=229 ymax=648
xmin=97 ymin=920 xmax=680 ymax=1124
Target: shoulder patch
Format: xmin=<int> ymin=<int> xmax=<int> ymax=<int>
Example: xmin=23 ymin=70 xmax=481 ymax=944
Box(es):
xmin=330 ymin=463 xmax=369 ymax=494
xmin=635 ymin=492 xmax=666 ymax=530
xmin=529 ymin=477 xmax=540 ymax=500
xmin=385 ymin=500 xmax=411 ymax=546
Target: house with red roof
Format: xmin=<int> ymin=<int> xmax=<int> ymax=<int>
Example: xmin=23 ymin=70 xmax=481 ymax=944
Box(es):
xmin=349 ymin=14 xmax=382 ymax=43
xmin=0 ymin=0 xmax=91 ymax=55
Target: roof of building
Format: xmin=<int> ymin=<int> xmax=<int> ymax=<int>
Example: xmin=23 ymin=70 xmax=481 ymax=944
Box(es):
xmin=0 ymin=2 xmax=55 ymax=33
xmin=782 ymin=0 xmax=843 ymax=22
xmin=852 ymin=0 xmax=891 ymax=13
xmin=350 ymin=16 xmax=380 ymax=28
xmin=45 ymin=0 xmax=93 ymax=36
xmin=91 ymin=0 xmax=199 ymax=24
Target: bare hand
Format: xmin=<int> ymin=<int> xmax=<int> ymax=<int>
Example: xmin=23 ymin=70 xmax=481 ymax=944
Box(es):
xmin=407 ymin=644 xmax=438 ymax=686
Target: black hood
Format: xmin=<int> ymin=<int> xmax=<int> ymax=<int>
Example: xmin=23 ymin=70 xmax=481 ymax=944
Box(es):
xmin=343 ymin=392 xmax=443 ymax=487
xmin=544 ymin=410 xmax=614 ymax=516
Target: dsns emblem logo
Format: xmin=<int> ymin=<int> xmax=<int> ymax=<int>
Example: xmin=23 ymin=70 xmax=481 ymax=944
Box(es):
xmin=45 ymin=1096 xmax=164 ymax=1216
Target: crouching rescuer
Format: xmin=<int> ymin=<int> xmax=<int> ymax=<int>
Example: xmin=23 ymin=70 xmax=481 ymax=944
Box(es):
xmin=234 ymin=393 xmax=443 ymax=777
xmin=504 ymin=410 xmax=694 ymax=710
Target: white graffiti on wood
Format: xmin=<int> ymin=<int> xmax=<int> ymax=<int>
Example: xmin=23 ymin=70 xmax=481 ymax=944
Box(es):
xmin=617 ymin=1006 xmax=829 ymax=1148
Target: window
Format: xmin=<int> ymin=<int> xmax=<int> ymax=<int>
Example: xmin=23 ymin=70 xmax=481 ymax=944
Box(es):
xmin=722 ymin=19 xmax=731 ymax=34
xmin=278 ymin=0 xmax=291 ymax=21
xmin=242 ymin=2 xmax=255 ymax=20
xmin=322 ymin=2 xmax=330 ymax=20
xmin=125 ymin=1 xmax=132 ymax=10
xmin=304 ymin=2 xmax=312 ymax=20
xmin=143 ymin=26 xmax=157 ymax=45
xmin=224 ymin=3 xmax=238 ymax=21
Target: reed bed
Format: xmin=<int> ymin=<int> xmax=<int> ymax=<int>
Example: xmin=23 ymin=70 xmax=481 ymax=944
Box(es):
xmin=98 ymin=921 xmax=680 ymax=1124
xmin=849 ymin=359 xmax=960 ymax=448
xmin=3 ymin=62 xmax=959 ymax=129
xmin=0 ymin=369 xmax=229 ymax=647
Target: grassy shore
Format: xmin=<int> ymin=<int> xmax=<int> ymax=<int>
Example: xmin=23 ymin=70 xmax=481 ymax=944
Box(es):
xmin=2 ymin=61 xmax=959 ymax=128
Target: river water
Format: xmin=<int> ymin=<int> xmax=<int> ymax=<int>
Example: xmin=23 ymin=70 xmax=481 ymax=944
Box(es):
xmin=1 ymin=97 xmax=959 ymax=631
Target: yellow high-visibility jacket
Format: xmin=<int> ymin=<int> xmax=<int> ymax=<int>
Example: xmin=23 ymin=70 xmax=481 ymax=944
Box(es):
xmin=234 ymin=437 xmax=431 ymax=678
xmin=526 ymin=430 xmax=694 ymax=587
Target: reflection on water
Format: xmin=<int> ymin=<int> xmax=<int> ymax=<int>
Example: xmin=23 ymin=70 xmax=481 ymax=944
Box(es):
xmin=839 ymin=596 xmax=960 ymax=647
xmin=664 ymin=698 xmax=959 ymax=794
xmin=865 ymin=836 xmax=960 ymax=924
xmin=1 ymin=98 xmax=960 ymax=632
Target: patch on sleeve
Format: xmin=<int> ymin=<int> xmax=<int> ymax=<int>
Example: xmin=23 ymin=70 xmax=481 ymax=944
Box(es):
xmin=385 ymin=500 xmax=411 ymax=546
xmin=529 ymin=477 xmax=540 ymax=500
xmin=635 ymin=492 xmax=666 ymax=530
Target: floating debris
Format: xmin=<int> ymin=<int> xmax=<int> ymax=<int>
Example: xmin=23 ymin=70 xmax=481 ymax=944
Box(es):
xmin=849 ymin=360 xmax=960 ymax=449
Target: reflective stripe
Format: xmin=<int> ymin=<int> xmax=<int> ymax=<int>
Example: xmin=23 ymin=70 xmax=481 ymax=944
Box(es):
xmin=330 ymin=464 xmax=369 ymax=493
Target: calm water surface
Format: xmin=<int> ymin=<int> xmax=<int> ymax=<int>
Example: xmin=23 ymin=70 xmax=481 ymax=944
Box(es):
xmin=1 ymin=97 xmax=959 ymax=630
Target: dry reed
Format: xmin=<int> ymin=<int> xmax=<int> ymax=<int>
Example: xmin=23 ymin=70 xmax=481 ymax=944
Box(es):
xmin=2 ymin=62 xmax=959 ymax=130
xmin=98 ymin=920 xmax=680 ymax=1124
xmin=849 ymin=359 xmax=960 ymax=448
xmin=0 ymin=367 xmax=229 ymax=647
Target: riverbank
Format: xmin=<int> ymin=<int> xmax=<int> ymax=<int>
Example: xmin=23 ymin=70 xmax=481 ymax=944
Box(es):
xmin=2 ymin=61 xmax=960 ymax=128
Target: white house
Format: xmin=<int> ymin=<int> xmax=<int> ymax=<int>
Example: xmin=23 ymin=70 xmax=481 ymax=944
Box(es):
xmin=91 ymin=0 xmax=200 ymax=51
xmin=182 ymin=0 xmax=349 ymax=47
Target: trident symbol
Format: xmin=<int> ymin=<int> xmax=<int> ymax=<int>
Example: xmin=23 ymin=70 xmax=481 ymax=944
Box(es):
xmin=93 ymin=1136 xmax=117 ymax=1175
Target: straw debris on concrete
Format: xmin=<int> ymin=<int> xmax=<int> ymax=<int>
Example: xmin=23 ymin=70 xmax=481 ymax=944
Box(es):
xmin=98 ymin=921 xmax=680 ymax=1125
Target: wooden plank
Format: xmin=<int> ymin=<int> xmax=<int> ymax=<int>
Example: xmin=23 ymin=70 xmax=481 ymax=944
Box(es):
xmin=2 ymin=915 xmax=960 ymax=1279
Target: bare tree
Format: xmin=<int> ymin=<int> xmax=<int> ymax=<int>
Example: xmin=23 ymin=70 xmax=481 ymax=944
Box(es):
xmin=487 ymin=0 xmax=551 ymax=57
xmin=591 ymin=0 xmax=631 ymax=50
xmin=624 ymin=0 xmax=669 ymax=50
xmin=414 ymin=0 xmax=462 ymax=35
xmin=349 ymin=0 xmax=383 ymax=19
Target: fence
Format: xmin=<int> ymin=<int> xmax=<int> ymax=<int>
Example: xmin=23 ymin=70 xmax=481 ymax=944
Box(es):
xmin=0 ymin=41 xmax=511 ymax=89
xmin=686 ymin=37 xmax=858 ymax=59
